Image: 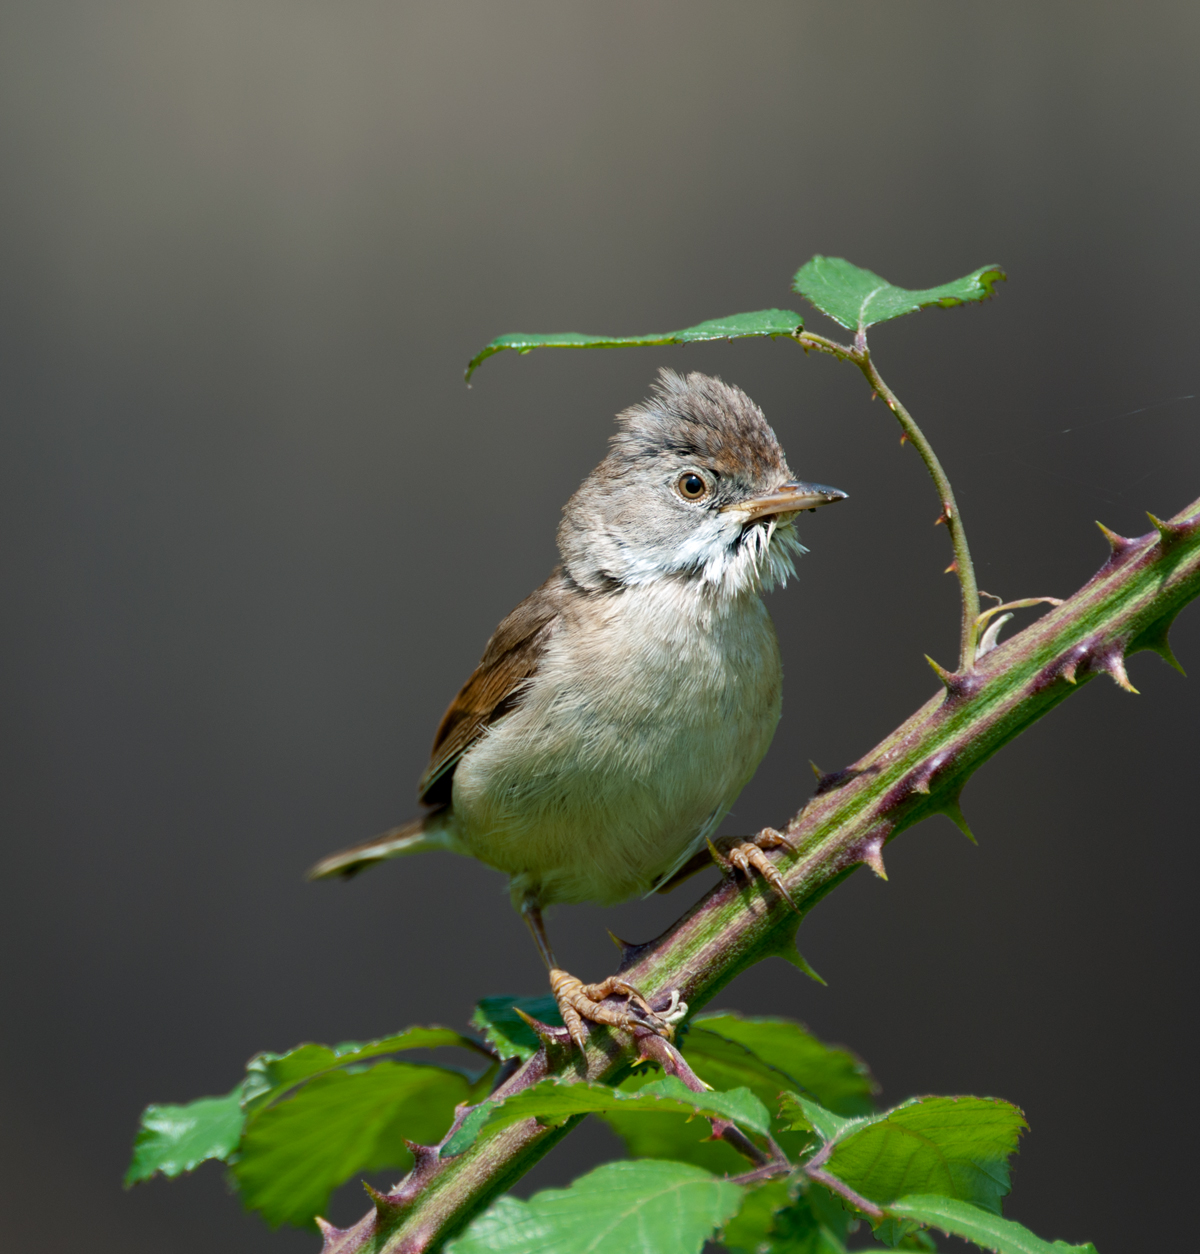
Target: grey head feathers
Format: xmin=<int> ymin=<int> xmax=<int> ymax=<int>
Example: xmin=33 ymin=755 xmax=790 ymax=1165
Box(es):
xmin=610 ymin=368 xmax=790 ymax=485
xmin=558 ymin=369 xmax=808 ymax=596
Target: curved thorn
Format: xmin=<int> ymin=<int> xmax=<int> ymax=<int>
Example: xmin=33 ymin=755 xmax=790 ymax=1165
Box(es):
xmin=1096 ymin=648 xmax=1139 ymax=693
xmin=1059 ymin=643 xmax=1089 ymax=684
xmin=606 ymin=929 xmax=643 ymax=964
xmin=1136 ymin=617 xmax=1187 ymax=676
xmin=774 ymin=933 xmax=828 ymax=985
xmin=939 ymin=797 xmax=977 ymax=845
xmin=859 ymin=833 xmax=888 ymax=880
xmin=1147 ymin=512 xmax=1186 ymax=547
xmin=512 ymin=1005 xmax=571 ymax=1048
xmin=403 ymin=1140 xmax=440 ymax=1171
xmin=363 ymin=1182 xmax=403 ymax=1221
xmin=925 ymin=654 xmax=956 ymax=690
xmin=315 ymin=1216 xmax=345 ymax=1249
xmin=1096 ymin=520 xmax=1134 ymax=554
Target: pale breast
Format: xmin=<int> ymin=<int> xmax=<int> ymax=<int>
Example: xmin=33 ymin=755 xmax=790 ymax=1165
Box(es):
xmin=448 ymin=579 xmax=783 ymax=907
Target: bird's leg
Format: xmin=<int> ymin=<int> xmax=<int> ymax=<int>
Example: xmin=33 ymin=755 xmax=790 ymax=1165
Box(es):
xmin=710 ymin=827 xmax=799 ymax=910
xmin=521 ymin=902 xmax=671 ymax=1051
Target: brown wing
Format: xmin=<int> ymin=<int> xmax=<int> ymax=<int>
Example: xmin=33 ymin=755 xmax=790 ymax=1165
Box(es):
xmin=417 ymin=568 xmax=566 ymax=806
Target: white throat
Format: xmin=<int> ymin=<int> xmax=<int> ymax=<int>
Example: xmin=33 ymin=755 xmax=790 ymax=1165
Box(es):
xmin=616 ymin=514 xmax=808 ymax=597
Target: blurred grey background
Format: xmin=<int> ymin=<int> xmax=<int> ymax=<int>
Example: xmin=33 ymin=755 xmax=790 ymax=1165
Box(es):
xmin=2 ymin=3 xmax=1197 ymax=1251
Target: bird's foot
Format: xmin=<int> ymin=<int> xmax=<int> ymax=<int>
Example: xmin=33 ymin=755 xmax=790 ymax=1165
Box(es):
xmin=709 ymin=827 xmax=798 ymax=909
xmin=548 ymin=968 xmax=674 ymax=1051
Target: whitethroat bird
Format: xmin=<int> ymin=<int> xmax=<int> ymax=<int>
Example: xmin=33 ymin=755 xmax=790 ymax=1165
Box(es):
xmin=310 ymin=369 xmax=846 ymax=1048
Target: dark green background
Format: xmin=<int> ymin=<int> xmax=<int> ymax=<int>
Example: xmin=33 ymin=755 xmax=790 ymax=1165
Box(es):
xmin=2 ymin=4 xmax=1196 ymax=1250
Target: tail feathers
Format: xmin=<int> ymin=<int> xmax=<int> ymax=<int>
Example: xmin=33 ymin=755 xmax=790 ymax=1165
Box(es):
xmin=307 ymin=808 xmax=452 ymax=881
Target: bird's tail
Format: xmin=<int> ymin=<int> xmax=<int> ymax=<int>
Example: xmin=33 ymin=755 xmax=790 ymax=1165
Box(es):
xmin=307 ymin=807 xmax=454 ymax=881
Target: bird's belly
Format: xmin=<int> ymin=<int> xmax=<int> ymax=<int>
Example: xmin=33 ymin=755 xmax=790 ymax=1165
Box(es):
xmin=449 ymin=586 xmax=782 ymax=906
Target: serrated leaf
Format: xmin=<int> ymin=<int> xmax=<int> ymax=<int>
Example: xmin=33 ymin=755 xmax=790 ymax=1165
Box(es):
xmin=778 ymin=1091 xmax=868 ymax=1144
xmin=827 ymin=1096 xmax=1025 ymax=1214
xmin=124 ymin=1085 xmax=245 ymax=1185
xmin=686 ymin=1013 xmax=877 ymax=1116
xmin=465 ymin=309 xmax=803 ymax=379
xmin=792 ymin=256 xmax=1004 ymax=333
xmin=444 ymin=1075 xmax=771 ymax=1156
xmin=241 ymin=1025 xmax=484 ymax=1112
xmin=445 ymin=1159 xmax=744 ymax=1254
xmin=471 ymin=994 xmax=563 ymax=1061
xmin=231 ymin=1061 xmax=472 ymax=1228
xmin=887 ymin=1195 xmax=1098 ymax=1254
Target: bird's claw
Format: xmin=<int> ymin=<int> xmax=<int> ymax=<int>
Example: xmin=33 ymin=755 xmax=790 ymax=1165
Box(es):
xmin=548 ymin=968 xmax=674 ymax=1051
xmin=709 ymin=827 xmax=799 ymax=910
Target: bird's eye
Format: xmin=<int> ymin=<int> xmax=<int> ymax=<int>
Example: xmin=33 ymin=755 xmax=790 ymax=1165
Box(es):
xmin=676 ymin=472 xmax=708 ymax=501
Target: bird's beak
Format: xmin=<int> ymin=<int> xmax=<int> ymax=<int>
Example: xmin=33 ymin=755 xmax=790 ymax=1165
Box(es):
xmin=724 ymin=480 xmax=848 ymax=522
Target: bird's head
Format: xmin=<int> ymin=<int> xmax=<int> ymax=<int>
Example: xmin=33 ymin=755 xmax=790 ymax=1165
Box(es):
xmin=558 ymin=368 xmax=846 ymax=596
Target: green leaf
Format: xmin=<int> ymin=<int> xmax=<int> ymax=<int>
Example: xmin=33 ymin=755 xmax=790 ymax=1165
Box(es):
xmin=595 ymin=1068 xmax=750 ymax=1174
xmin=887 ymin=1195 xmax=1098 ymax=1254
xmin=124 ymin=1086 xmax=245 ymax=1185
xmin=471 ymin=994 xmax=563 ymax=1062
xmin=720 ymin=1179 xmax=795 ymax=1253
xmin=778 ymin=1091 xmax=869 ymax=1144
xmin=600 ymin=1106 xmax=749 ymax=1175
xmin=603 ymin=1016 xmax=872 ymax=1172
xmin=444 ymin=1075 xmax=772 ymax=1156
xmin=241 ymin=1025 xmax=484 ymax=1112
xmin=231 ymin=1061 xmax=473 ymax=1228
xmin=445 ymin=1159 xmax=744 ymax=1254
xmin=721 ymin=1180 xmax=854 ymax=1254
xmin=826 ymin=1096 xmax=1026 ymax=1213
xmin=465 ymin=309 xmax=803 ymax=379
xmin=792 ymin=256 xmax=1004 ymax=333
xmin=686 ymin=1013 xmax=877 ymax=1117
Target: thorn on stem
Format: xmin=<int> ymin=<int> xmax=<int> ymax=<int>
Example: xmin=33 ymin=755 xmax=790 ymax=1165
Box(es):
xmin=1096 ymin=520 xmax=1135 ymax=556
xmin=906 ymin=751 xmax=948 ymax=799
xmin=1147 ymin=512 xmax=1190 ymax=548
xmin=944 ymin=560 xmax=958 ymax=574
xmin=939 ymin=796 xmax=977 ymax=844
xmin=925 ymin=655 xmax=956 ymax=690
xmin=813 ymin=765 xmax=873 ymax=796
xmin=774 ymin=932 xmax=828 ymax=984
xmin=363 ymin=1183 xmax=404 ymax=1222
xmin=403 ymin=1141 xmax=440 ymax=1173
xmin=513 ymin=1006 xmax=572 ymax=1050
xmin=1094 ymin=646 xmax=1139 ymax=693
xmin=858 ymin=832 xmax=888 ymax=880
xmin=1136 ymin=617 xmax=1187 ymax=676
xmin=316 ymin=1217 xmax=345 ymax=1249
xmin=1058 ymin=644 xmax=1088 ymax=685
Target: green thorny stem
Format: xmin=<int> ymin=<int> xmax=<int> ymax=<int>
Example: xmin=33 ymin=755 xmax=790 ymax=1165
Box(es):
xmin=795 ymin=329 xmax=981 ymax=668
xmin=315 ymin=497 xmax=1200 ymax=1254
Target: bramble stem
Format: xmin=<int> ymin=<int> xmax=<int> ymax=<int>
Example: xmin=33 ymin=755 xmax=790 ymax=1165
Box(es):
xmin=795 ymin=330 xmax=982 ymax=669
xmin=320 ymin=498 xmax=1200 ymax=1253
